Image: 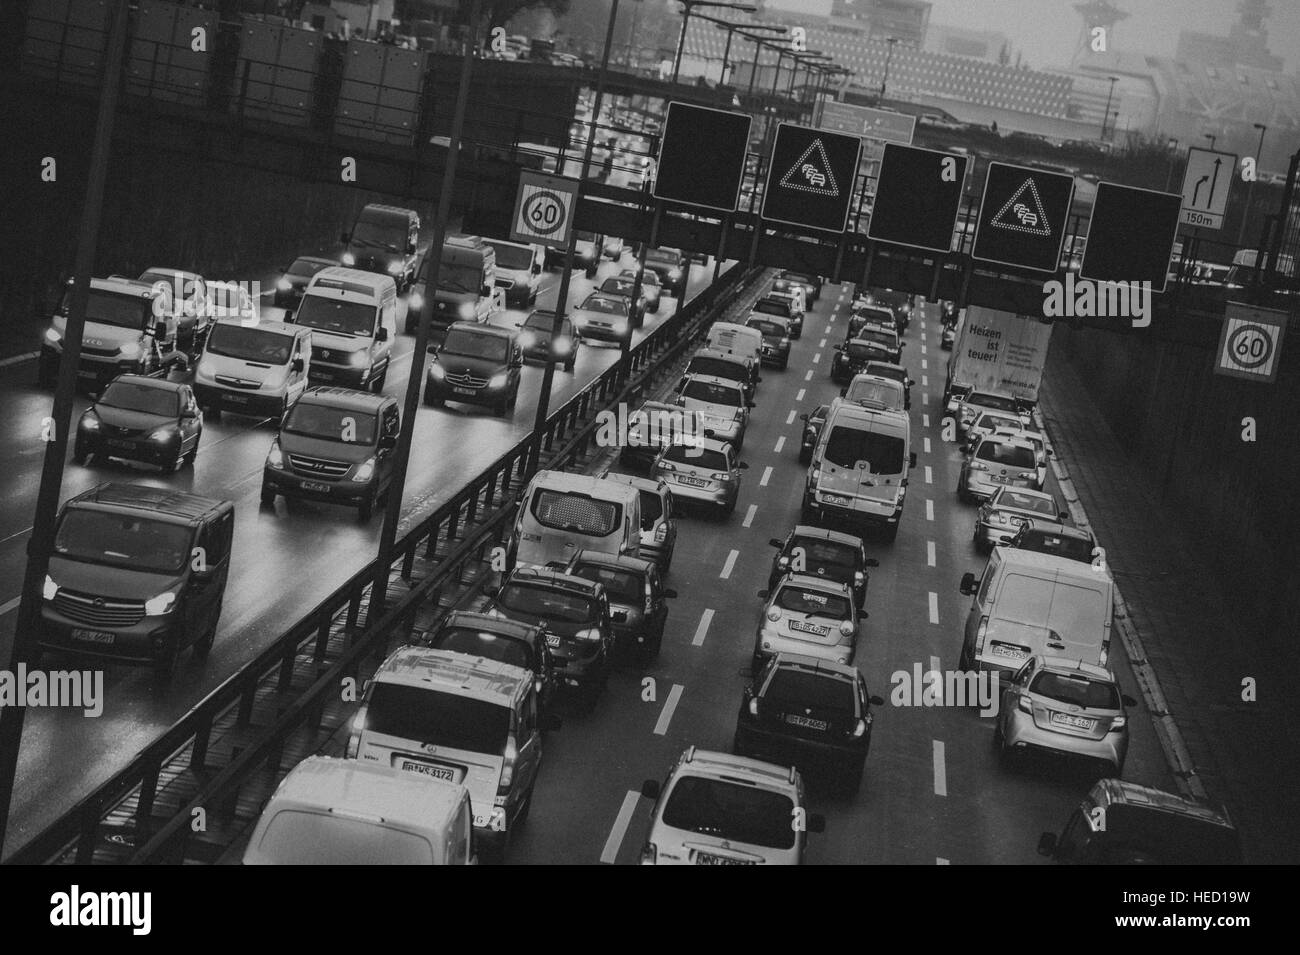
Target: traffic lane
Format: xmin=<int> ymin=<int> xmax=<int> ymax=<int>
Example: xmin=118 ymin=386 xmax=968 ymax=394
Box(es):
xmin=0 ymin=254 xmax=721 ymax=853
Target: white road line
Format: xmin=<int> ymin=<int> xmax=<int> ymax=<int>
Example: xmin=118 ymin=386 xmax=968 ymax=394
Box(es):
xmin=796 ymin=388 xmax=806 ymax=401
xmin=760 ymin=466 xmax=773 ymax=486
xmin=924 ymin=465 xmax=933 ymax=484
xmin=928 ymin=654 xmax=944 ymax=704
xmin=819 ymin=338 xmax=827 ymax=348
xmin=923 ymin=437 xmax=931 ymax=454
xmin=921 ymin=358 xmax=928 ymax=370
xmin=927 ymin=541 xmax=936 ymax=567
xmin=601 ymin=791 xmax=642 ymax=864
xmin=654 ymin=683 xmax=684 ymax=735
xmin=804 ymin=370 xmax=814 ymax=381
xmin=0 ymin=596 xmax=21 ymax=617
xmin=929 ymin=592 xmax=939 ymax=625
xmin=921 ymin=374 xmax=929 ymax=387
xmin=921 ymin=393 xmax=930 ymax=405
xmin=774 ymin=436 xmax=785 ymax=453
xmin=786 ymin=410 xmax=797 ymax=424
xmin=812 ymin=352 xmax=821 ymax=364
xmin=926 ymin=499 xmax=934 ymax=521
xmin=933 ymin=741 xmax=947 ymax=796
xmin=921 ymin=343 xmax=928 ymax=355
xmin=937 ymin=857 xmax=949 ymax=865
xmin=922 ymin=414 xmax=930 ymax=428
xmin=720 ymin=549 xmax=739 ymax=579
xmin=743 ymin=504 xmax=758 ymax=527
xmin=693 ymin=609 xmax=714 ymax=646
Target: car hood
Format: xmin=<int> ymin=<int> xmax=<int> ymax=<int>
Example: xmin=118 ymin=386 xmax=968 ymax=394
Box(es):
xmin=279 ymin=431 xmax=374 ymax=465
xmin=48 ymin=555 xmax=183 ymax=601
xmin=307 ymin=331 xmax=369 ymax=354
xmin=680 ymin=398 xmax=741 ymax=422
xmin=89 ymin=405 xmax=174 ymax=432
xmin=491 ymin=604 xmax=591 ymax=638
xmin=435 ymin=353 xmax=508 ymax=376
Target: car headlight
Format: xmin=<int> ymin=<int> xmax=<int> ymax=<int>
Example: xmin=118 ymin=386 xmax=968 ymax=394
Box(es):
xmin=574 ymin=628 xmax=603 ymax=642
xmin=341 ymin=252 xmax=356 ymax=265
xmin=458 ymin=301 xmax=476 ymax=320
xmin=387 ymin=261 xmax=403 ymax=275
xmin=148 ymin=426 xmax=177 ymax=443
xmin=553 ymin=337 xmax=572 ymax=355
xmin=276 ymin=277 xmax=292 ymax=291
xmin=43 ymin=575 xmax=58 ymax=601
xmin=839 ymin=620 xmax=856 ymax=637
xmin=44 ymin=327 xmax=62 ymax=345
xmin=408 ymin=290 xmax=423 ymax=311
xmin=428 ymin=363 xmax=446 ymax=380
xmin=613 ymin=320 xmax=628 ymax=333
xmin=487 ymin=371 xmax=509 ymax=389
xmin=668 ymin=268 xmax=682 ymax=280
xmin=518 ymin=331 xmax=537 ymax=348
xmin=352 ymin=456 xmax=376 ymax=482
xmin=119 ymin=341 xmax=141 ymax=359
xmin=144 ymin=590 xmax=178 ymax=616
xmin=267 ymin=441 xmax=284 ymax=469
xmin=853 ymin=570 xmax=865 ymax=585
xmin=80 ymin=413 xmax=99 ymax=431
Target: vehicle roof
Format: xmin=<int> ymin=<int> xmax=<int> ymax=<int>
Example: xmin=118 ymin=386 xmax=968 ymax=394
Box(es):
xmin=265 ymin=756 xmax=466 ymax=832
xmin=438 ymin=611 xmax=541 ymax=642
xmin=1019 ymin=519 xmax=1092 ymax=540
xmin=358 ymin=203 xmax=418 ymax=220
xmin=787 ymin=524 xmax=863 ymax=549
xmin=991 ymin=486 xmax=1057 ymax=506
xmin=306 ymin=267 xmax=396 ymax=298
xmin=374 ymin=646 xmax=531 ymax=703
xmin=825 ymin=398 xmax=909 ymax=429
xmin=709 ymin=321 xmax=760 ymax=335
xmin=690 ymin=346 xmax=749 ymax=365
xmin=529 ymin=469 xmax=638 ymax=502
xmin=297 ymin=386 xmax=392 ymax=411
xmin=506 ymin=565 xmax=603 ymax=596
xmin=768 ymin=652 xmax=859 ymax=682
xmin=775 ymin=573 xmax=853 ymax=597
xmin=291 ymin=255 xmax=338 ymax=266
xmin=681 ymin=373 xmax=743 ymax=391
xmin=88 ymin=276 xmax=167 ymax=298
xmin=675 ymin=747 xmax=799 ymax=792
xmin=104 ymin=373 xmax=186 ymax=393
xmin=568 ymin=548 xmax=656 ymax=575
xmin=446 ymin=321 xmax=515 ymax=340
xmin=993 ymin=545 xmax=1113 ymax=581
xmin=211 ymin=317 xmax=303 ymax=337
xmin=1036 ymin=655 xmax=1115 ymax=681
xmin=603 ymin=472 xmax=668 ymax=495
xmin=1090 ymin=779 xmax=1235 ymax=828
xmin=66 ymin=482 xmax=229 ymax=523
xmin=139 ymin=267 xmax=201 ymax=281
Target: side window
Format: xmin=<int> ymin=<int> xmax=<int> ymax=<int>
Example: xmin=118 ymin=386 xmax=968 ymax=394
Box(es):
xmin=206 ymin=512 xmax=233 ymax=564
xmin=383 ymin=405 xmax=399 ymax=438
xmin=977 ymin=564 xmax=996 ymax=604
xmin=520 ymin=692 xmax=537 ymax=739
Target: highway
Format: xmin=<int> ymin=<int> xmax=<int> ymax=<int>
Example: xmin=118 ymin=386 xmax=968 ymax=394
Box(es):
xmin=0 ymin=245 xmax=720 ymax=855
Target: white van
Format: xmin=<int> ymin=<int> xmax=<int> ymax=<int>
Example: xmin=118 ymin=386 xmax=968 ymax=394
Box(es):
xmin=511 ymin=470 xmax=641 ymax=570
xmin=293 ymin=267 xmax=397 ymax=392
xmin=193 ymin=318 xmax=312 ymax=418
xmin=483 ymin=238 xmax=544 ymax=307
xmin=958 ymin=547 xmax=1115 ymax=677
xmin=706 ymin=321 xmax=763 ymax=371
xmin=802 ymin=398 xmax=916 ymax=542
xmin=242 ymin=756 xmax=474 ymax=865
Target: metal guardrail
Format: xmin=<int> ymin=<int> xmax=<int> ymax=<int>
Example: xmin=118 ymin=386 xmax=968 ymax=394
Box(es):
xmin=6 ymin=262 xmax=762 ymax=865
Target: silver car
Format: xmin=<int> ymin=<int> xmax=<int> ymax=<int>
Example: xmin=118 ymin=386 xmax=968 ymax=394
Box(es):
xmin=652 ymin=437 xmax=746 ymax=518
xmin=958 ymin=434 xmax=1040 ymax=503
xmin=752 ymin=574 xmax=859 ymax=670
xmin=974 ymin=486 xmax=1067 ymax=552
xmin=676 ymin=373 xmax=752 ymax=449
xmin=996 ymin=656 xmax=1136 ymax=774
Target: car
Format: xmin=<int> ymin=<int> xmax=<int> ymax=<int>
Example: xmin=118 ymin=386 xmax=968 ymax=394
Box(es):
xmin=570 ymin=291 xmax=633 ymax=345
xmin=864 ymin=360 xmax=912 ymax=410
xmin=734 ymin=654 xmax=883 ymax=794
xmin=940 ymin=325 xmax=956 ymax=350
xmin=831 ymin=337 xmax=893 ymax=384
xmin=964 ymin=411 xmax=1032 ymax=453
xmin=846 ymin=304 xmax=899 ymax=340
xmin=565 ymin=550 xmax=676 ymax=660
xmin=752 ymin=574 xmax=861 ymax=671
xmin=1007 ymin=520 xmax=1096 ymax=563
xmin=639 ymin=747 xmax=824 ymax=865
xmin=675 ymin=373 xmax=752 ymax=449
xmin=617 ymin=400 xmax=702 ymax=471
xmin=957 ymin=434 xmax=1041 ymax=504
xmin=765 ymin=287 xmax=806 ymax=337
xmin=974 ymin=486 xmax=1069 ymax=552
xmin=545 ymin=229 xmax=602 ymax=275
xmin=652 ymin=436 xmax=746 ymax=519
xmin=996 ymin=656 xmax=1136 ymax=775
xmin=601 ymin=234 xmax=626 ymax=260
xmin=797 ymin=404 xmax=829 ymax=464
xmin=852 ymin=323 xmax=903 ymax=365
xmin=273 ymin=256 xmax=336 ymax=311
xmin=485 ymin=567 xmax=614 ymax=707
xmin=681 ymin=347 xmax=758 ymax=403
xmin=618 ymin=268 xmax=662 ymax=312
xmin=864 ymin=287 xmax=913 ymax=331
xmin=137 ymin=267 xmax=211 ymax=357
xmin=751 ymin=294 xmax=802 ymax=339
xmin=988 ymin=425 xmax=1048 ymax=488
xmin=73 ymin=375 xmax=203 ymax=471
xmin=603 ymin=473 xmax=678 ymax=571
xmin=597 ymin=275 xmax=648 ymax=327
xmin=424 ymin=321 xmax=523 ymax=416
xmin=774 ymin=269 xmax=822 ymax=303
xmin=517 ymin=309 xmax=580 ymax=371
xmin=840 ymin=373 xmax=905 ymax=413
xmin=193 ymin=318 xmax=312 ymax=419
xmin=767 ymin=525 xmax=877 ymax=609
xmin=957 ymin=391 xmax=1027 ymax=441
xmin=745 ymin=314 xmax=792 ymax=369
xmin=483 ymin=238 xmax=543 ymax=307
xmin=423 ymin=610 xmax=557 ymax=719
xmin=643 ymin=247 xmax=687 ymax=298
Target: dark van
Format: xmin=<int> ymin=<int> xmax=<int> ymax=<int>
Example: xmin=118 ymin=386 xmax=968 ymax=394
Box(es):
xmin=38 ymin=484 xmax=234 ymax=679
xmin=341 ymin=203 xmax=421 ymax=291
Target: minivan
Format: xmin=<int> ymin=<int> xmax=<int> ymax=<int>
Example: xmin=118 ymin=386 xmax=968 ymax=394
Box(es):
xmin=408 ymin=235 xmax=500 ymax=335
xmin=510 ymin=470 xmax=641 ymax=570
xmin=292 ymin=267 xmax=396 ymax=392
xmin=424 ymin=321 xmax=523 ymax=416
xmin=39 ymin=483 xmax=234 ymax=679
xmin=958 ymin=547 xmax=1115 ymax=677
xmin=340 ymin=203 xmax=421 ymax=291
xmin=243 ymin=756 xmax=476 ymax=865
xmin=193 ymin=318 xmax=313 ymax=418
xmin=705 ymin=322 xmax=763 ymax=377
xmin=483 ymin=238 xmax=543 ymax=307
xmin=802 ymin=398 xmax=915 ymax=542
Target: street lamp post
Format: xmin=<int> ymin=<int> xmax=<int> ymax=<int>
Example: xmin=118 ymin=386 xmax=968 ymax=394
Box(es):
xmin=880 ymin=36 xmax=897 ymax=101
xmin=670 ymin=2 xmax=757 ymax=84
xmin=1237 ymin=123 xmax=1268 ymax=248
xmin=1205 ymin=132 xmax=1217 ymax=150
xmin=705 ymin=18 xmax=784 ymax=97
xmin=1100 ymin=75 xmax=1118 ymax=141
xmin=1164 ymin=137 xmax=1180 ymax=192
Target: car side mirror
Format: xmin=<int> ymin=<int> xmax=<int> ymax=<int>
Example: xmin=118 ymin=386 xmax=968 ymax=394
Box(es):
xmin=375 ymin=325 xmax=389 ymax=342
xmin=1037 ymin=832 xmax=1058 ymax=857
xmin=531 ymin=263 xmax=541 ymax=275
xmin=806 ymin=813 xmax=826 ymax=834
xmin=379 ymin=433 xmax=397 ymax=450
xmin=960 ymin=572 xmax=977 ymax=595
xmin=427 ymin=344 xmax=440 ymax=354
xmin=907 ymin=378 xmax=915 ymax=386
xmin=611 ymin=610 xmax=629 ymax=623
xmin=737 ymin=461 xmax=749 ymax=470
xmin=756 ymin=589 xmax=769 ymax=599
xmin=1058 ymin=511 xmax=1070 ymax=522
xmin=481 ymin=284 xmax=492 ymax=297
xmin=291 ymin=357 xmax=304 ymax=373
xmin=640 ymin=779 xmax=661 ymax=801
xmin=909 ymin=452 xmax=917 ymax=469
xmin=662 ymin=588 xmax=677 ymax=599
xmin=768 ymin=538 xmax=783 ymax=548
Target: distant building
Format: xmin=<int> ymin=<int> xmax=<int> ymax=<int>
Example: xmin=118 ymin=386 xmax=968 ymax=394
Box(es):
xmin=1176 ymin=0 xmax=1283 ymax=72
xmin=924 ymin=24 xmax=1013 ymax=64
xmin=821 ymin=0 xmax=931 ymax=48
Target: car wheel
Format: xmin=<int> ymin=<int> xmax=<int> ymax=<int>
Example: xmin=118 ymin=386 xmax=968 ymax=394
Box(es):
xmin=358 ymin=493 xmax=375 ymax=521
xmin=182 ymin=438 xmax=199 ymax=469
xmin=798 ymin=446 xmax=812 ymax=465
xmin=424 ymin=384 xmax=443 ymax=407
xmin=260 ymin=485 xmax=276 ymax=507
xmin=841 ymin=763 xmax=864 ymax=796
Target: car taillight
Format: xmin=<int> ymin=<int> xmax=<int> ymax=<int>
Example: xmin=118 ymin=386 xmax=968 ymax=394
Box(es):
xmin=765 ymin=607 xmax=781 ymax=622
xmin=654 ymin=523 xmax=667 ymax=543
xmin=970 ymin=462 xmax=990 ymax=472
xmin=498 ymin=735 xmax=518 ymax=794
xmin=975 ymin=615 xmax=988 ymax=654
xmin=748 ymin=697 xmax=759 ymax=717
xmin=1017 ymin=694 xmax=1032 ymax=714
xmin=852 ymin=718 xmax=868 ymax=738
xmin=345 ymin=710 xmax=365 ymax=758
xmin=1099 ymin=642 xmax=1109 ymax=667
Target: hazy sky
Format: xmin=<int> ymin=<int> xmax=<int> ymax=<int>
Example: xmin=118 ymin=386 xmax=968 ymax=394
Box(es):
xmin=763 ymin=0 xmax=1300 ymax=72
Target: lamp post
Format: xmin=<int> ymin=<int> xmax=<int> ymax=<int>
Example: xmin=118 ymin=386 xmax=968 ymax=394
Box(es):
xmin=788 ymin=51 xmax=830 ymax=96
xmin=1098 ymin=75 xmax=1118 ymax=140
xmin=702 ymin=17 xmax=784 ymax=93
xmin=1164 ymin=137 xmax=1180 ymax=192
xmin=670 ymin=1 xmax=757 ymax=83
xmin=1204 ymin=132 xmax=1217 ymax=149
xmin=879 ymin=36 xmax=897 ymax=101
xmin=1237 ymin=122 xmax=1268 ymax=248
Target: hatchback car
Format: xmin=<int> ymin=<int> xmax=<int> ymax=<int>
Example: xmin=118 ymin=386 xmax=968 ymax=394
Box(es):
xmin=752 ymin=574 xmax=860 ymax=670
xmin=957 ymin=391 xmax=1027 ymax=442
xmin=652 ymin=437 xmax=746 ymax=519
xmin=768 ymin=526 xmax=877 ymax=610
xmin=765 ymin=288 xmax=806 ymax=337
xmin=639 ymin=747 xmax=823 ymax=865
xmin=273 ymin=256 xmax=336 ymax=311
xmin=975 ymin=486 xmax=1068 ymax=552
xmin=958 ymin=435 xmax=1040 ymax=503
xmin=603 ymin=473 xmax=678 ymax=571
xmin=681 ymin=347 xmax=758 ymax=403
xmin=74 ymin=375 xmax=202 ymax=471
xmin=618 ymin=268 xmax=661 ymax=312
xmin=854 ymin=323 xmax=903 ymax=365
xmin=797 ymin=405 xmax=829 ymax=464
xmin=597 ymin=275 xmax=648 ymax=327
xmin=565 ymin=550 xmax=676 ymax=660
xmin=996 ymin=656 xmax=1136 ymax=774
xmin=831 ymin=338 xmax=893 ymax=384
xmin=571 ymin=292 xmax=632 ymax=345
xmin=734 ymin=654 xmax=883 ymax=794
xmin=1007 ymin=520 xmax=1097 ymax=564
xmin=746 ymin=315 xmax=792 ymax=369
xmin=617 ymin=400 xmax=702 ymax=472
xmin=676 ymin=373 xmax=752 ymax=449
xmin=752 ymin=294 xmax=802 ymax=339
xmin=774 ymin=270 xmax=821 ymax=304
xmin=517 ymin=309 xmax=580 ymax=372
xmin=964 ymin=411 xmax=1030 ymax=451
xmin=423 ymin=610 xmax=557 ymax=719
xmin=863 ymin=361 xmax=912 ymax=410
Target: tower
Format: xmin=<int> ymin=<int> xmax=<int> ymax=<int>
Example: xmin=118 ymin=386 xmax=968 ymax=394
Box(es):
xmin=1072 ymin=0 xmax=1129 ymax=64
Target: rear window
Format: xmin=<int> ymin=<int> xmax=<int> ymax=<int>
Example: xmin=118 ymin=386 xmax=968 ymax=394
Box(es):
xmin=774 ymin=585 xmax=851 ymax=620
xmin=1029 ymin=671 xmax=1120 ymax=709
xmin=746 ymin=319 xmax=785 ymax=337
xmin=682 ymin=379 xmax=743 ymax=406
xmin=686 ymin=357 xmax=744 ymax=381
xmin=845 ymin=378 xmax=902 ymax=409
xmin=994 ymin=575 xmax=1108 ymax=635
xmin=254 ymin=811 xmax=435 ymax=865
xmin=846 ymin=341 xmax=889 ymax=362
xmin=976 ymin=413 xmax=1020 ymax=432
xmin=968 ymin=393 xmax=1018 ymax=413
xmin=569 ymin=564 xmax=642 ymax=603
xmin=530 ymin=489 xmax=621 ymax=536
xmin=823 ymin=424 xmax=905 ymax=474
xmin=639 ymin=489 xmax=663 ymax=525
xmin=661 ymin=777 xmax=795 ymax=850
xmin=792 ymin=537 xmax=858 ymax=570
xmin=976 ymin=440 xmax=1035 ymax=468
xmin=429 ymin=627 xmax=533 ymax=671
xmin=580 ymin=295 xmax=627 ymax=314
xmin=765 ymin=668 xmax=856 ymax=715
xmin=1020 ymin=531 xmax=1094 ymax=562
xmin=754 ymin=299 xmax=791 ymax=317
xmin=498 ymin=581 xmax=598 ymax=623
xmin=995 ymin=490 xmax=1058 ymax=516
xmin=664 ymin=446 xmax=728 ymax=472
xmin=365 ymin=684 xmax=511 ymax=755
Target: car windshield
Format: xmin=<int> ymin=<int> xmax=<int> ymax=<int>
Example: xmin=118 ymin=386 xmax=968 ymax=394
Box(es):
xmin=747 ymin=319 xmax=784 ymax=337
xmin=61 ymin=288 xmax=150 ymax=330
xmin=98 ymin=380 xmax=180 ymax=416
xmin=845 ymin=379 xmax=902 ymax=409
xmin=846 ymin=341 xmax=888 ymax=361
xmin=580 ymin=295 xmax=627 ymax=315
xmin=350 ymin=221 xmax=403 ymax=251
xmin=976 ymin=413 xmax=1021 ymax=432
xmin=436 ymin=263 xmax=482 ymax=294
xmin=524 ymin=313 xmax=570 ymax=335
xmin=765 ymin=668 xmax=855 ymax=714
xmin=429 ymin=627 xmax=532 ymax=670
xmin=365 ymin=684 xmax=510 ymax=754
xmin=283 ymin=403 xmax=377 ymax=444
xmin=570 ymin=564 xmax=642 ymax=603
xmin=205 ymin=323 xmax=293 ymax=364
xmin=1020 ymin=531 xmax=1094 ymax=562
xmin=686 ymin=357 xmax=744 ymax=382
xmin=791 ymin=537 xmax=858 ymax=572
xmin=661 ymin=777 xmax=796 ymax=850
xmin=646 ymin=250 xmax=679 ymax=266
xmin=754 ymin=300 xmax=790 ymax=317
xmin=600 ymin=278 xmax=636 ymax=296
xmin=976 ymin=440 xmax=1036 ymax=468
xmin=995 ymin=576 xmax=1108 ymax=634
xmin=530 ymin=489 xmax=620 ymax=536
xmin=995 ymin=490 xmax=1058 ymax=516
xmin=634 ymin=271 xmax=660 ymax=286
xmin=682 ymin=380 xmax=742 ymax=406
xmin=968 ymin=393 xmax=1019 ymax=413
xmin=287 ymin=258 xmax=332 ymax=278
xmin=860 ymin=329 xmax=895 ymax=347
xmin=498 ymin=582 xmax=598 ymax=623
xmin=253 ymin=810 xmax=435 ymax=865
xmin=442 ymin=328 xmax=509 ymax=362
xmin=1029 ymin=671 xmax=1120 ymax=710
xmin=774 ymin=585 xmax=851 ymax=619
xmin=54 ymin=509 xmax=192 ymax=574
xmin=575 ymin=230 xmax=597 ymax=243
xmin=664 ymin=445 xmax=728 ymax=471
xmin=823 ymin=425 xmax=905 ymax=474
xmin=486 ymin=242 xmax=534 ymax=270
xmin=294 ymin=296 xmax=376 ymax=336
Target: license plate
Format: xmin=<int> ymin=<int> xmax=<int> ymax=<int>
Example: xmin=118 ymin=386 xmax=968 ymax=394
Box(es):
xmin=785 ymin=713 xmax=828 ymax=731
xmin=71 ymin=628 xmax=115 ymax=644
xmin=399 ymin=760 xmax=457 ymax=782
xmin=822 ymin=495 xmax=850 ymax=507
xmin=1051 ymin=712 xmax=1096 ymax=731
xmin=991 ymin=643 xmax=1026 ymax=659
xmin=991 ymin=475 xmax=1011 ymax=484
xmin=678 ymin=476 xmax=707 ymax=488
xmin=225 ymin=394 xmax=249 ymax=404
xmin=789 ymin=620 xmax=831 ymax=636
xmin=546 ymin=634 xmax=562 ymax=648
xmin=696 ymin=852 xmax=755 ymax=866
xmin=452 ymin=386 xmax=477 ymax=395
xmin=301 ymin=481 xmax=330 ymax=493
xmin=107 ymin=439 xmax=135 ymax=450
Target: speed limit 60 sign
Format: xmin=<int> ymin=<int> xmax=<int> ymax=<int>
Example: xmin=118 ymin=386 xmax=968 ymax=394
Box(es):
xmin=510 ymin=171 xmax=580 ymax=249
xmin=1215 ymin=302 xmax=1288 ymax=383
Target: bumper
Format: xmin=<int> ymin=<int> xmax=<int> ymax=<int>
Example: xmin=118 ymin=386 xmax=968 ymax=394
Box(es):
xmin=575 ymin=324 xmax=630 ymax=344
xmin=735 ymin=721 xmax=867 ymax=775
xmin=660 ymin=477 xmax=736 ymax=508
xmin=426 ymin=376 xmax=512 ymax=408
xmin=1002 ymin=713 xmax=1126 ymax=769
xmin=263 ymin=467 xmax=376 ymax=506
xmin=39 ymin=606 xmax=182 ymax=666
xmin=754 ymin=633 xmax=854 ymax=667
xmin=805 ymin=493 xmax=900 ymax=531
xmin=194 ymin=383 xmax=285 ymax=417
xmin=975 ymin=520 xmax=1022 ymax=549
xmin=552 ymin=648 xmax=603 ymax=688
xmin=759 ymin=349 xmax=790 ymax=367
xmin=963 ymin=472 xmax=1034 ymax=501
xmin=78 ymin=432 xmax=181 ymax=466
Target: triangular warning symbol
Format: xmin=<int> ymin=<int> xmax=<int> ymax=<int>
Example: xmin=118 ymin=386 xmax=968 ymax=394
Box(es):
xmin=779 ymin=139 xmax=840 ymax=197
xmin=989 ymin=178 xmax=1052 ymax=236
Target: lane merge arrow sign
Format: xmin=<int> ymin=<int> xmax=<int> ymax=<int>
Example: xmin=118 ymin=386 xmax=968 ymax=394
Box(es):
xmin=1179 ymin=146 xmax=1239 ymax=230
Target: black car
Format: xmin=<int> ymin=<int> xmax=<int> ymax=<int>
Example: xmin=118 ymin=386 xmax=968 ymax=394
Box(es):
xmin=565 ymin=551 xmax=676 ymax=661
xmin=518 ymin=309 xmax=580 ymax=371
xmin=74 ymin=375 xmax=203 ymax=471
xmin=682 ymin=347 xmax=757 ymax=402
xmin=619 ymin=268 xmax=662 ymax=312
xmin=424 ymin=321 xmax=523 ymax=416
xmin=273 ymin=256 xmax=336 ymax=311
xmin=733 ymin=654 xmax=883 ymax=794
xmin=545 ymin=230 xmax=602 ymax=276
xmin=597 ymin=275 xmax=647 ymax=328
xmin=941 ymin=325 xmax=956 ymax=350
xmin=797 ymin=404 xmax=828 ymax=463
xmin=1007 ymin=520 xmax=1097 ymax=564
xmin=854 ymin=324 xmax=903 ymax=365
xmin=774 ymin=270 xmax=822 ymax=303
xmin=768 ymin=526 xmax=877 ymax=610
xmin=424 ymin=610 xmax=558 ymax=718
xmin=865 ymin=287 xmax=913 ymax=332
xmin=831 ymin=339 xmax=892 ymax=384
xmin=746 ymin=315 xmax=792 ymax=369
xmin=643 ymin=247 xmax=687 ymax=299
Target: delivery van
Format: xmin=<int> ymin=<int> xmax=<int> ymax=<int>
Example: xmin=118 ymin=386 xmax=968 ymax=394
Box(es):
xmin=408 ymin=235 xmax=503 ymax=336
xmin=510 ymin=470 xmax=641 ymax=570
xmin=340 ymin=203 xmax=421 ymax=291
xmin=958 ymin=547 xmax=1115 ymax=677
xmin=193 ymin=318 xmax=313 ymax=418
xmin=706 ymin=322 xmax=763 ymax=374
xmin=483 ymin=238 xmax=544 ymax=307
xmin=293 ymin=267 xmax=396 ymax=392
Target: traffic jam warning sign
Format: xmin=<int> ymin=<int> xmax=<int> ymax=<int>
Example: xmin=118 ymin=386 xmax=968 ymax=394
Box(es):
xmin=867 ymin=143 xmax=968 ymax=253
xmin=761 ymin=123 xmax=862 ymax=233
xmin=1179 ymin=147 xmax=1238 ymax=230
xmin=510 ymin=171 xmax=580 ymax=249
xmin=1215 ymin=301 xmax=1288 ymax=383
xmin=972 ymin=162 xmax=1075 ymax=273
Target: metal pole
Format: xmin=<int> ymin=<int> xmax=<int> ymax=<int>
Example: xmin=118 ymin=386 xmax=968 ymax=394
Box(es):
xmin=1237 ymin=124 xmax=1267 ymax=248
xmin=671 ymin=4 xmax=691 ymax=83
xmin=0 ymin=0 xmax=131 ymax=852
xmin=369 ymin=0 xmax=482 ymax=621
xmin=719 ymin=27 xmax=735 ymax=96
xmin=746 ymin=39 xmax=762 ymax=96
xmin=527 ymin=0 xmax=623 ymax=478
xmin=1100 ymin=76 xmax=1116 ymax=141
